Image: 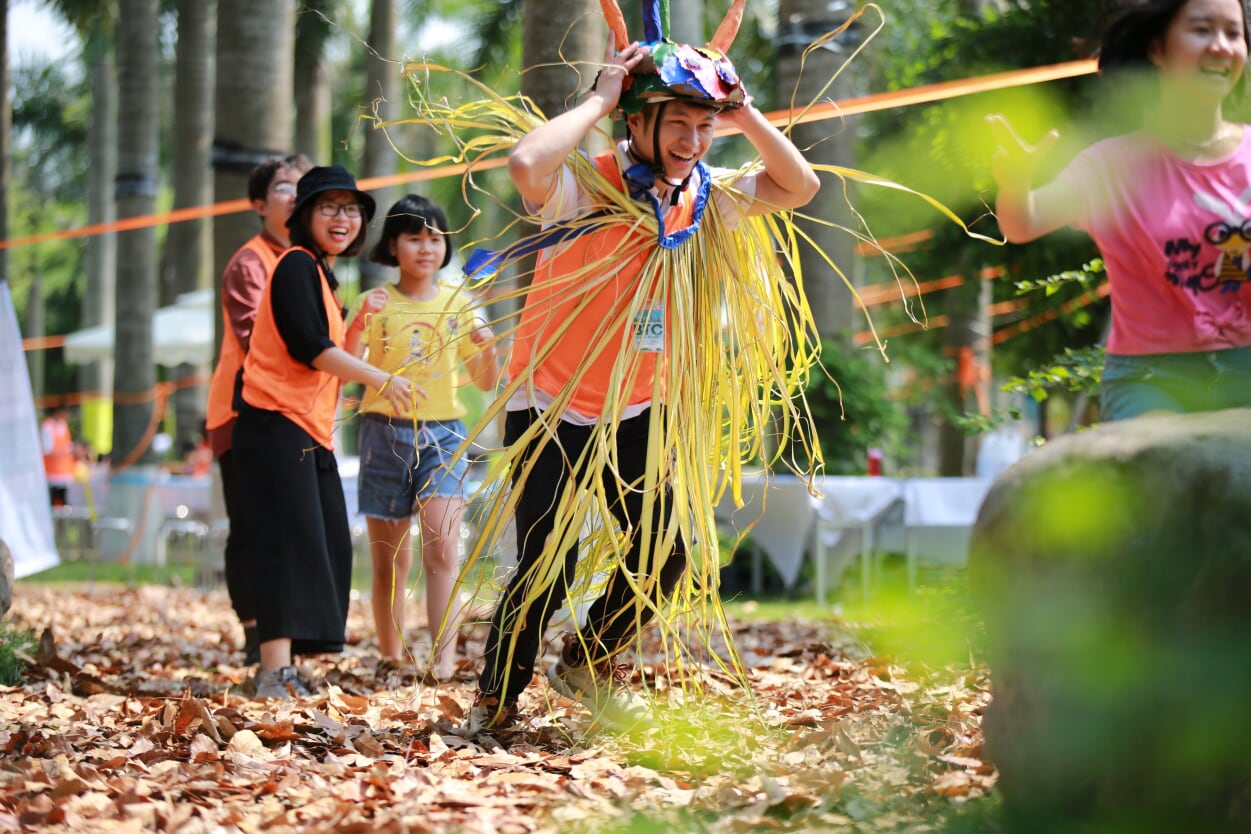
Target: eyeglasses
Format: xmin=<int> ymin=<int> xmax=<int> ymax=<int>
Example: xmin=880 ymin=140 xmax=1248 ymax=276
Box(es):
xmin=270 ymin=182 xmax=297 ymax=197
xmin=315 ymin=202 xmax=363 ymax=218
xmin=1205 ymin=219 xmax=1251 ymax=245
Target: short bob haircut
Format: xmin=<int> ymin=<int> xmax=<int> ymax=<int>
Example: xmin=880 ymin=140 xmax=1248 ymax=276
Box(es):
xmin=369 ymin=194 xmax=453 ymax=269
xmin=1099 ymin=0 xmax=1251 ymax=102
xmin=288 ymin=195 xmax=371 ymax=259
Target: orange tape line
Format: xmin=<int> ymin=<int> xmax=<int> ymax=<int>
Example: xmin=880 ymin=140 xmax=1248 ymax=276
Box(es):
xmin=0 ymin=159 xmax=510 ymax=252
xmin=768 ymin=59 xmax=1097 ymax=126
xmin=22 ymin=334 xmax=66 ymax=350
xmin=2 ymin=60 xmax=1097 ymax=252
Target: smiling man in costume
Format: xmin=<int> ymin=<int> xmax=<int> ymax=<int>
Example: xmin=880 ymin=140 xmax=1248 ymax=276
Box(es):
xmin=462 ymin=0 xmax=821 ymax=734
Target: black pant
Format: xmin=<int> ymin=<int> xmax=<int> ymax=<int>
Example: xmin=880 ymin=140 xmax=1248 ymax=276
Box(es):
xmin=217 ymin=449 xmax=255 ymax=623
xmin=232 ymin=407 xmax=352 ymax=655
xmin=479 ymin=408 xmax=687 ymax=702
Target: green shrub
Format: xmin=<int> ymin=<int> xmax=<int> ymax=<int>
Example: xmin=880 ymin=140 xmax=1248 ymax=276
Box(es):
xmin=807 ymin=336 xmax=912 ymax=475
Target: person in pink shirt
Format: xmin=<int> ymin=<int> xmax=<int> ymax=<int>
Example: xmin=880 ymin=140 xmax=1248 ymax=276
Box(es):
xmin=989 ymin=0 xmax=1251 ymax=420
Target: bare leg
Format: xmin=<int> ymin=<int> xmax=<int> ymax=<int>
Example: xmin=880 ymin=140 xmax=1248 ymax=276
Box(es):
xmin=418 ymin=495 xmax=467 ymax=679
xmin=258 ymin=637 xmax=292 ymax=670
xmin=368 ymin=515 xmax=414 ymax=660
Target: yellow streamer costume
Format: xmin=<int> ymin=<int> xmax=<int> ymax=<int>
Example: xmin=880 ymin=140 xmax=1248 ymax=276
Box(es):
xmin=378 ymin=2 xmax=988 ymax=734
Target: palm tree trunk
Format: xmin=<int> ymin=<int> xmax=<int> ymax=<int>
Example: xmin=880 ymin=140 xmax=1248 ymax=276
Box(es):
xmin=24 ymin=272 xmax=43 ymax=402
xmin=775 ymin=0 xmax=862 ymax=466
xmin=50 ymin=0 xmax=120 ymax=455
xmin=937 ymin=0 xmax=992 ymax=476
xmin=294 ymin=0 xmax=333 ymax=162
xmin=359 ymin=0 xmax=398 ymax=292
xmin=81 ymin=40 xmax=117 ymax=455
xmin=212 ymin=0 xmax=296 ymax=360
xmin=671 ymin=1 xmax=700 ymax=41
xmin=777 ymin=0 xmax=860 ymax=342
xmin=522 ymin=0 xmax=600 ymax=140
xmin=938 ymin=258 xmax=991 ymax=476
xmin=113 ymin=0 xmax=160 ymax=468
xmin=516 ymin=0 xmax=601 ymax=298
xmin=169 ymin=0 xmax=216 ymax=456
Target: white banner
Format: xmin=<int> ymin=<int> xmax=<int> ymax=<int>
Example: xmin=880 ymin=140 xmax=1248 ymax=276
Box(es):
xmin=0 ymin=281 xmax=59 ymax=578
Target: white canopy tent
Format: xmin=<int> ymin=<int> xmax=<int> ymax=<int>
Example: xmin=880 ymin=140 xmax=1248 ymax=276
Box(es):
xmin=63 ymin=289 xmax=214 ymax=367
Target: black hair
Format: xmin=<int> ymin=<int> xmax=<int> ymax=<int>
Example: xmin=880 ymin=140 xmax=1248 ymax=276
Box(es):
xmin=287 ymin=200 xmax=370 ymax=259
xmin=246 ymin=153 xmax=313 ymax=203
xmin=1099 ymin=0 xmax=1251 ymax=101
xmin=368 ymin=194 xmax=453 ymax=269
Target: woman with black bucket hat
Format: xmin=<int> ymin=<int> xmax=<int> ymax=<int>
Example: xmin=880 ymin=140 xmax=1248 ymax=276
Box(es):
xmin=232 ymin=165 xmax=415 ymax=699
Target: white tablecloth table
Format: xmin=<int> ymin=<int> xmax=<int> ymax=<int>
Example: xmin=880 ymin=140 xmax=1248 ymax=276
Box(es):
xmin=716 ymin=474 xmax=995 ymax=599
xmin=64 ymin=468 xmax=213 ymax=564
xmin=69 ymin=469 xmax=213 ymax=520
xmin=714 ymin=473 xmax=819 ymax=592
xmin=901 ymin=477 xmax=994 ymax=590
xmin=812 ymin=477 xmax=905 ymax=602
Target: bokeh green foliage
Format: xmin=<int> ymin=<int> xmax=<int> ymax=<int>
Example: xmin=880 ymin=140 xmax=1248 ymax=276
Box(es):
xmin=806 ymin=336 xmax=912 ymax=475
xmin=8 ymin=59 xmax=91 ymax=398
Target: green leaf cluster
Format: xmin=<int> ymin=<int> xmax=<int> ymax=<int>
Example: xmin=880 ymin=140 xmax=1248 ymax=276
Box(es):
xmin=807 ymin=337 xmax=913 ymax=475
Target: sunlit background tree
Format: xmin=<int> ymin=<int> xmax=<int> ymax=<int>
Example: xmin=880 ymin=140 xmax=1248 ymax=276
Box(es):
xmin=9 ymin=0 xmax=1107 ymax=478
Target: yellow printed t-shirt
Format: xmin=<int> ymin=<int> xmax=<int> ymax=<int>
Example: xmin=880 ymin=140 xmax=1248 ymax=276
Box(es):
xmin=352 ymin=283 xmax=481 ymax=420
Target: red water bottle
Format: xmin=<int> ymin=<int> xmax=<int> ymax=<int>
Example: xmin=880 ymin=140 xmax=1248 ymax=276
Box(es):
xmin=867 ymin=447 xmax=883 ymax=476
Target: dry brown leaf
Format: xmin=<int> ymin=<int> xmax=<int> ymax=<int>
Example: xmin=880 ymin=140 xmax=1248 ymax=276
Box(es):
xmin=3 ymin=585 xmax=996 ymax=833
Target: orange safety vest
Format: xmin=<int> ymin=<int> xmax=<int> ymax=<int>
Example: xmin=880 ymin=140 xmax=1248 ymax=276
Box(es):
xmin=205 ymin=235 xmax=285 ymax=432
xmin=41 ymin=417 xmax=75 ymax=481
xmin=506 ymin=152 xmax=696 ymax=417
xmin=240 ymin=247 xmax=345 ymax=450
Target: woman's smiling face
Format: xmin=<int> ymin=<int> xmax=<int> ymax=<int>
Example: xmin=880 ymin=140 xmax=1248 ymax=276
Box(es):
xmin=310 ymin=190 xmax=364 ymax=256
xmin=1151 ymin=0 xmax=1248 ymax=99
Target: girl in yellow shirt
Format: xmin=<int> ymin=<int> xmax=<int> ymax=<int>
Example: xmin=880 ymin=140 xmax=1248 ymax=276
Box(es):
xmin=347 ymin=194 xmax=499 ymax=681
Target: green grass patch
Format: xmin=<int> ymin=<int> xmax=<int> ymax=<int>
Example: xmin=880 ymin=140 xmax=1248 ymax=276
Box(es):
xmin=19 ymin=559 xmax=201 ymax=587
xmin=0 ymin=622 xmax=37 ymax=685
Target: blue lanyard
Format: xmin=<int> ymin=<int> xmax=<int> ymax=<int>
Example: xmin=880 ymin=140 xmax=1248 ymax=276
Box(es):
xmin=462 ymin=161 xmax=711 ymax=280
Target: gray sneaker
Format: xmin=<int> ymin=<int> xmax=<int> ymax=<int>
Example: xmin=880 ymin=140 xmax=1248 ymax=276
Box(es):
xmin=253 ymin=666 xmax=314 ymax=700
xmin=547 ymin=637 xmax=651 ymax=731
xmin=452 ymin=692 xmax=519 ymax=737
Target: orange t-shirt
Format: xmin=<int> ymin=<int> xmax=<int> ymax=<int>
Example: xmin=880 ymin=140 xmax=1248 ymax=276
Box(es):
xmin=506 ymin=153 xmax=696 ymax=418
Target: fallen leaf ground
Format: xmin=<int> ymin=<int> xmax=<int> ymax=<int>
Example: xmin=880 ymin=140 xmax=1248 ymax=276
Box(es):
xmin=1 ymin=584 xmax=997 ymax=833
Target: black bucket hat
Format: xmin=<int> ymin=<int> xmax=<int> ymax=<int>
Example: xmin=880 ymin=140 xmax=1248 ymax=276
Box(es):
xmin=286 ymin=165 xmax=376 ymax=229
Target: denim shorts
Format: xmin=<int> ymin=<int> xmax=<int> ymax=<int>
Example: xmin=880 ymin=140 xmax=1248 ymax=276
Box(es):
xmin=1101 ymin=346 xmax=1251 ymax=421
xmin=357 ymin=415 xmax=471 ymax=519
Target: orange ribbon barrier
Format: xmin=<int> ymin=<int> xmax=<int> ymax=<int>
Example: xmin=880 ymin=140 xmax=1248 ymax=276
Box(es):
xmin=772 ymin=59 xmax=1096 ymax=126
xmin=1 ymin=59 xmax=1097 ymax=253
xmin=21 ymin=334 xmax=66 ymax=351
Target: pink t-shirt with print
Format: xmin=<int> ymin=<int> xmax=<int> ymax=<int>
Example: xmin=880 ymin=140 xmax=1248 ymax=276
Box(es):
xmin=1058 ymin=128 xmax=1251 ymax=355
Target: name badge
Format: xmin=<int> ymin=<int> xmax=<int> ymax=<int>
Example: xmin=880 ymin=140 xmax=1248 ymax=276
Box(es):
xmin=633 ymin=304 xmax=665 ymax=352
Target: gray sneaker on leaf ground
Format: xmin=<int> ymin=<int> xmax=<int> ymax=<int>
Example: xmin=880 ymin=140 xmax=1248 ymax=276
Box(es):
xmin=253 ymin=665 xmax=314 ymax=700
xmin=547 ymin=636 xmax=651 ymax=731
xmin=453 ymin=692 xmax=520 ymax=737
